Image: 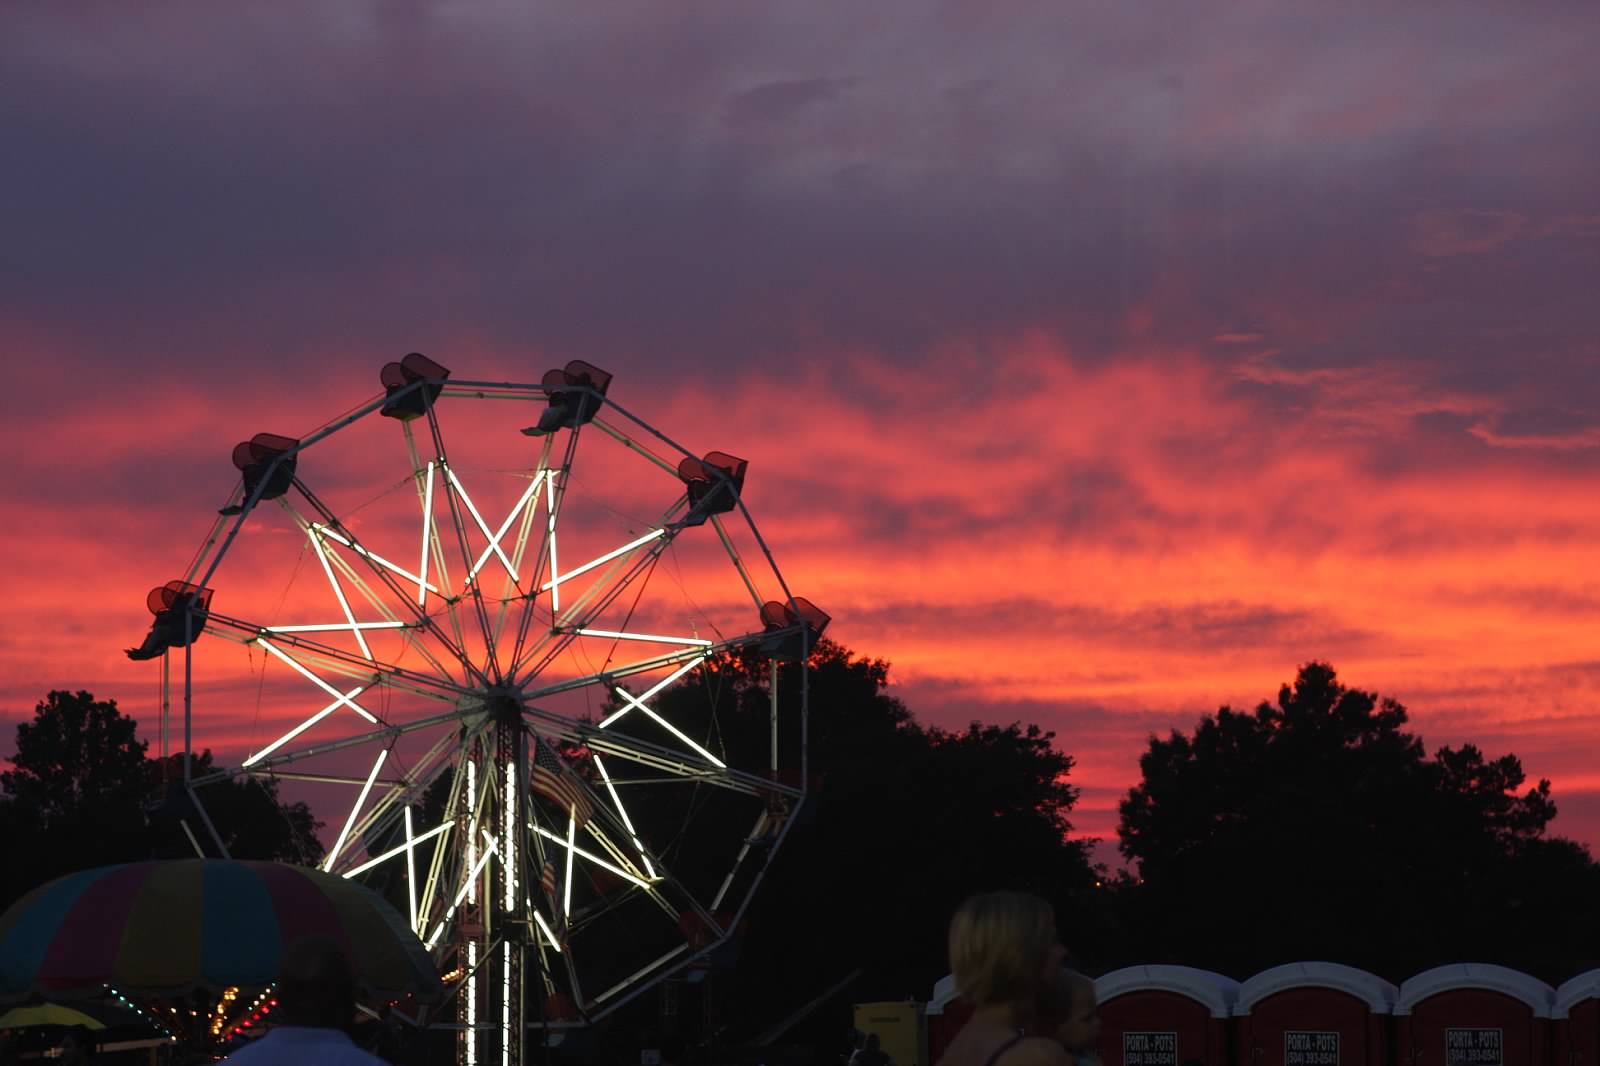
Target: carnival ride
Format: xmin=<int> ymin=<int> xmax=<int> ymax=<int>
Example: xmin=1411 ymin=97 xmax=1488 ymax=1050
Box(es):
xmin=125 ymin=358 xmax=827 ymax=1064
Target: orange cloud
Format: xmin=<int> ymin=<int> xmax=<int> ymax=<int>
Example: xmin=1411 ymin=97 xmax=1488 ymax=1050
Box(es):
xmin=9 ymin=336 xmax=1598 ymax=866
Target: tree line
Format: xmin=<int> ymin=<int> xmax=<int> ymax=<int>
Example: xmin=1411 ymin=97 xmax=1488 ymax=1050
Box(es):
xmin=0 ymin=689 xmax=322 ymax=909
xmin=3 ymin=648 xmax=1597 ymax=1044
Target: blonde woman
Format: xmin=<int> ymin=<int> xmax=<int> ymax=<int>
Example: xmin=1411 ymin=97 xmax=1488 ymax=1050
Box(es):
xmin=935 ymin=892 xmax=1073 ymax=1066
xmin=1038 ymin=969 xmax=1102 ymax=1066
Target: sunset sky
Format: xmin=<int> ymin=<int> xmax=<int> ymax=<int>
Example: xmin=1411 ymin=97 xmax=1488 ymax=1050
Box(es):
xmin=3 ymin=2 xmax=1598 ymax=869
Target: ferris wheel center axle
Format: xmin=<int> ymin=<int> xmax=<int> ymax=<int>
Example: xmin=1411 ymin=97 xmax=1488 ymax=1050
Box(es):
xmin=484 ymin=684 xmax=526 ymax=728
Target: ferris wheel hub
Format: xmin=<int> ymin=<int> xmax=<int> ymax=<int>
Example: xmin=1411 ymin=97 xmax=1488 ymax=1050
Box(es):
xmin=484 ymin=684 xmax=525 ymax=729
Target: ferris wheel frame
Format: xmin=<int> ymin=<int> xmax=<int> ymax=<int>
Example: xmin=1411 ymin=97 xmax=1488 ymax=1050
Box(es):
xmin=133 ymin=363 xmax=823 ymax=1059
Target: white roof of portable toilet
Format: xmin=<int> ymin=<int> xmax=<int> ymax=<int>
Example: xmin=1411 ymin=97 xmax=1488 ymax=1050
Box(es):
xmin=928 ymin=973 xmax=960 ymax=1014
xmin=1555 ymin=968 xmax=1600 ymax=1020
xmin=1395 ymin=963 xmax=1555 ymax=1018
xmin=1096 ymin=965 xmax=1239 ymax=1019
xmin=1234 ymin=961 xmax=1399 ymax=1015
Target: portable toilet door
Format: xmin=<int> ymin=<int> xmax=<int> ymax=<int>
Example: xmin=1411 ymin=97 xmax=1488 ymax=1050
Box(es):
xmin=1097 ymin=965 xmax=1240 ymax=1066
xmin=1233 ymin=962 xmax=1399 ymax=1066
xmin=1396 ymin=964 xmax=1555 ymax=1066
xmin=1556 ymin=969 xmax=1600 ymax=1066
xmin=927 ymin=973 xmax=974 ymax=1066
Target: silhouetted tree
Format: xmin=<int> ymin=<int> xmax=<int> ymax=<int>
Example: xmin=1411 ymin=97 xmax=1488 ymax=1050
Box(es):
xmin=680 ymin=641 xmax=1101 ymax=1045
xmin=1 ymin=692 xmax=151 ymax=905
xmin=3 ymin=691 xmax=150 ymax=823
xmin=148 ymin=752 xmax=324 ymax=865
xmin=1116 ymin=662 xmax=1600 ymax=983
xmin=1 ymin=691 xmax=328 ymax=909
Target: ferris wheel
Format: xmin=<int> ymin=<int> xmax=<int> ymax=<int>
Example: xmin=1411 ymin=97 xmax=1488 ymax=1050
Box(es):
xmin=126 ymin=358 xmax=827 ymax=1063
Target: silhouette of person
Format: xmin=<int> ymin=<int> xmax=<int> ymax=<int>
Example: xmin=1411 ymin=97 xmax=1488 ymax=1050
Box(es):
xmin=1038 ymin=970 xmax=1101 ymax=1066
xmin=934 ymin=891 xmax=1071 ymax=1066
xmin=221 ymin=936 xmax=388 ymax=1065
xmin=57 ymin=1026 xmax=95 ymax=1065
xmin=849 ymin=1031 xmax=891 ymax=1066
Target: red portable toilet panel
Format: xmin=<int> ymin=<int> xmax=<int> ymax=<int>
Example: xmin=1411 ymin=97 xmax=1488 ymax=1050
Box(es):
xmin=1097 ymin=966 xmax=1240 ymax=1066
xmin=1397 ymin=966 xmax=1555 ymax=1066
xmin=928 ymin=997 xmax=975 ymax=1065
xmin=1558 ymin=1000 xmax=1599 ymax=1066
xmin=1556 ymin=970 xmax=1600 ymax=1066
xmin=1234 ymin=962 xmax=1398 ymax=1066
xmin=1101 ymin=990 xmax=1225 ymax=1066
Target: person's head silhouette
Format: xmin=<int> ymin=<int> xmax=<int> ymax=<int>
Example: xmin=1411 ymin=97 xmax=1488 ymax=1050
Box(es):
xmin=277 ymin=936 xmax=357 ymax=1031
xmin=58 ymin=1026 xmax=94 ymax=1065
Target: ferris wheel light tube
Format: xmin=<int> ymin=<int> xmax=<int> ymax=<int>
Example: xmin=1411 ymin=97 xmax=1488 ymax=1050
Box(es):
xmin=417 ymin=461 xmax=435 ymax=607
xmin=593 ymin=755 xmax=657 ymax=880
xmin=607 ymin=686 xmax=727 ymax=769
xmin=255 ymin=639 xmax=379 ymax=722
xmin=577 ymin=629 xmax=711 ymax=647
xmin=324 ymin=747 xmax=389 ymax=872
xmin=503 ymin=761 xmax=517 ymax=910
xmin=528 ymin=823 xmax=650 ymax=888
xmin=540 ymin=528 xmax=665 ymax=593
xmin=405 ymin=806 xmax=419 ymax=932
xmin=563 ymin=811 xmax=576 ymax=922
xmin=340 ymin=819 xmax=451 ymax=878
xmin=531 ymin=908 xmax=562 ymax=952
xmin=265 ymin=621 xmax=408 ymax=633
xmin=466 ymin=759 xmax=478 ymax=905
xmin=427 ymin=830 xmax=498 ymax=950
xmin=309 ymin=531 xmax=372 ymax=660
xmin=596 ymin=656 xmax=704 ymax=729
xmin=444 ymin=464 xmax=519 ymax=578
xmin=545 ymin=474 xmax=560 ymax=612
xmin=242 ymin=684 xmax=365 ymax=766
xmin=467 ymin=471 xmax=544 ymax=583
xmin=313 ymin=524 xmax=440 ymax=594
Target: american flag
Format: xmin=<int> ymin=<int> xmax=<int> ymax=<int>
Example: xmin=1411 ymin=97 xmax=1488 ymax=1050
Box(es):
xmin=532 ymin=737 xmax=593 ymax=928
xmin=540 ymin=856 xmax=563 ymax=925
xmin=531 ymin=736 xmax=594 ymax=826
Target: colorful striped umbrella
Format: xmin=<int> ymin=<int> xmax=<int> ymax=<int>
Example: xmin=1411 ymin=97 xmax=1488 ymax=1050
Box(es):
xmin=0 ymin=861 xmax=441 ymax=1003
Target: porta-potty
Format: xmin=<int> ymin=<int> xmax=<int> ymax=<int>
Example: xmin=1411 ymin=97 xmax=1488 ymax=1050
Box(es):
xmin=1097 ymin=965 xmax=1240 ymax=1066
xmin=1556 ymin=969 xmax=1600 ymax=1066
xmin=854 ymin=1001 xmax=928 ymax=1066
xmin=1233 ymin=962 xmax=1399 ymax=1066
xmin=1396 ymin=964 xmax=1555 ymax=1066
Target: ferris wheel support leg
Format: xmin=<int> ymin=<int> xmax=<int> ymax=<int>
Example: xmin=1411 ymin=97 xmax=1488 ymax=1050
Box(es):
xmin=183 ymin=609 xmax=193 ymax=785
xmin=178 ymin=818 xmax=206 ymax=858
xmin=770 ymin=659 xmax=779 ymax=774
xmin=189 ymin=783 xmax=231 ymax=859
xmin=801 ymin=635 xmax=811 ymax=784
xmin=710 ymin=808 xmax=769 ymax=913
xmin=160 ymin=649 xmax=170 ymax=764
xmin=722 ymin=792 xmax=802 ymax=938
